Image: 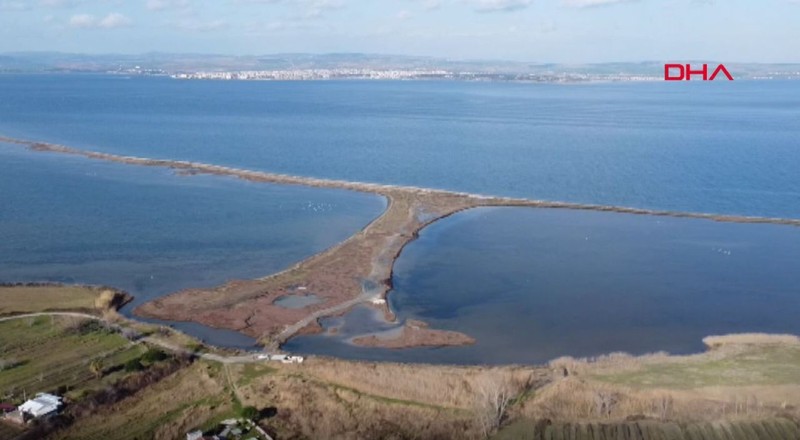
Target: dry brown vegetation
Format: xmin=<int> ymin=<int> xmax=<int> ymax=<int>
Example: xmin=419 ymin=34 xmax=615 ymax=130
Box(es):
xmin=49 ymin=362 xmax=229 ymax=440
xmin=237 ymin=369 xmax=476 ymax=439
xmin=352 ymin=320 xmax=477 ymax=349
xmin=135 ymin=187 xmax=480 ymax=349
xmin=494 ymin=418 xmax=800 ymax=440
xmin=227 ymin=359 xmax=543 ymax=439
xmin=6 ymin=134 xmax=800 ymax=353
xmin=513 ymin=337 xmax=800 ymax=430
xmin=3 ymin=316 xmax=799 ymax=439
xmin=4 ymin=136 xmax=800 ymax=438
xmin=703 ymin=333 xmax=800 ymax=348
xmin=220 ymin=338 xmax=800 ymax=439
xmin=298 ymin=358 xmax=543 ymax=410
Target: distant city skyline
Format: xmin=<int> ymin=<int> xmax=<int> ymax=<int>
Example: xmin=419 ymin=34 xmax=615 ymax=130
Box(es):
xmin=1 ymin=0 xmax=799 ymax=63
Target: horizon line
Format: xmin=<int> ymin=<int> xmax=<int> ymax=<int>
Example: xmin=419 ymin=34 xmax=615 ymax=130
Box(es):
xmin=3 ymin=51 xmax=800 ymax=66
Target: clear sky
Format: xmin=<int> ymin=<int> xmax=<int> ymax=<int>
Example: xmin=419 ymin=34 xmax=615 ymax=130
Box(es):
xmin=1 ymin=0 xmax=798 ymax=63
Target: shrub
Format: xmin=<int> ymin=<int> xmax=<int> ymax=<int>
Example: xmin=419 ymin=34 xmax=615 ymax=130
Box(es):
xmin=141 ymin=348 xmax=168 ymax=363
xmin=71 ymin=319 xmax=111 ymax=335
xmin=124 ymin=358 xmax=145 ymax=372
xmin=240 ymin=406 xmax=259 ymax=420
xmin=0 ymin=358 xmax=21 ymax=371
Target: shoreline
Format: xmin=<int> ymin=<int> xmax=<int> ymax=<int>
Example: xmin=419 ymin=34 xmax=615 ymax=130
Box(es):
xmin=3 ymin=134 xmax=799 ymax=227
xmin=3 ymin=134 xmax=800 ymax=351
xmin=3 ymin=287 xmax=800 ymax=439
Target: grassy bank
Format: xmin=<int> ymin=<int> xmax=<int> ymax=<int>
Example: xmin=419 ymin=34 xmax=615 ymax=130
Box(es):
xmin=0 ymin=284 xmax=130 ymax=316
xmin=3 ymin=285 xmax=800 ymax=439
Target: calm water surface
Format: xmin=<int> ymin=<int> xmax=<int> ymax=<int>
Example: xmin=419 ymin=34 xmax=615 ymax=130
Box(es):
xmin=0 ymin=143 xmax=386 ymax=347
xmin=2 ymin=76 xmax=799 ymax=358
xmin=287 ymin=207 xmax=800 ymax=364
xmin=1 ymin=75 xmax=798 ymax=218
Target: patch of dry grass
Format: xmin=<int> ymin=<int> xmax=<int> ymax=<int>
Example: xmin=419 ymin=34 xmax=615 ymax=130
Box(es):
xmin=587 ymin=346 xmax=800 ymax=390
xmin=494 ymin=418 xmax=800 ymax=440
xmin=231 ymin=362 xmax=481 ymax=439
xmin=0 ymin=284 xmax=129 ymax=316
xmin=517 ymin=338 xmax=800 ymax=428
xmin=0 ymin=285 xmax=97 ymax=315
xmin=0 ymin=421 xmax=24 ymax=440
xmin=703 ymin=333 xmax=800 ymax=348
xmin=299 ymin=358 xmax=541 ymax=410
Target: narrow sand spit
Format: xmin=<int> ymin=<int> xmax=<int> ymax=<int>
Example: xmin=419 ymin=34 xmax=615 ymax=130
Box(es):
xmin=3 ymin=135 xmax=799 ymax=349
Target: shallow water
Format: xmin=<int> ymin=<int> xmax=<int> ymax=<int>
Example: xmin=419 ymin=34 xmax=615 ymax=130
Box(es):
xmin=274 ymin=293 xmax=323 ymax=309
xmin=166 ymin=321 xmax=260 ymax=349
xmin=0 ymin=143 xmax=386 ymax=342
xmin=286 ymin=207 xmax=800 ymax=364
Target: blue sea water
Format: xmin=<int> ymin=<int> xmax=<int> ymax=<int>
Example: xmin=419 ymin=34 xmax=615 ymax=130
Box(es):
xmin=0 ymin=142 xmax=385 ymax=346
xmin=1 ymin=75 xmax=799 ymax=360
xmin=287 ymin=207 xmax=800 ymax=364
xmin=1 ymin=75 xmax=798 ymax=219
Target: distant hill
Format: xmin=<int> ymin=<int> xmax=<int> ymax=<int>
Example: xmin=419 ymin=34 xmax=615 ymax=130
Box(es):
xmin=1 ymin=52 xmax=799 ymax=80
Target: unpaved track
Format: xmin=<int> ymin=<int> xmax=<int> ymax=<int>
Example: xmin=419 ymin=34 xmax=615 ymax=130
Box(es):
xmin=0 ymin=312 xmax=267 ymax=364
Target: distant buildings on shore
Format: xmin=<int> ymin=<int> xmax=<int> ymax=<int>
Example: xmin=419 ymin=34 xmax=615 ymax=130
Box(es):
xmin=170 ymin=69 xmax=662 ymax=83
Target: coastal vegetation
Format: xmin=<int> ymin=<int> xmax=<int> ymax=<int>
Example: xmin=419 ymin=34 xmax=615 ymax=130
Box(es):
xmin=2 ymin=139 xmax=800 ymax=438
xmin=3 ymin=135 xmax=798 ymax=353
xmin=2 ymin=285 xmax=800 ymax=439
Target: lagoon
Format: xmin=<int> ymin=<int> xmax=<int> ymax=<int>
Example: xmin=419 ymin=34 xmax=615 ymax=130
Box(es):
xmin=0 ymin=143 xmax=386 ymax=345
xmin=287 ymin=207 xmax=800 ymax=364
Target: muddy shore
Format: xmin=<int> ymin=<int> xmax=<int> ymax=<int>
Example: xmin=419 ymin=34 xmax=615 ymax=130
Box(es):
xmin=351 ymin=319 xmax=477 ymax=349
xmin=4 ymin=134 xmax=800 ymax=350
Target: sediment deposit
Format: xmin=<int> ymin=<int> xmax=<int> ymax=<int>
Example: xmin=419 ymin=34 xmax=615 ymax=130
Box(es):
xmin=4 ymin=134 xmax=799 ymax=349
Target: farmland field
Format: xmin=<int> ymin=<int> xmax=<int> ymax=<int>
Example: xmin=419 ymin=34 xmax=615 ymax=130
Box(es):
xmin=48 ymin=362 xmax=232 ymax=440
xmin=0 ymin=316 xmax=144 ymax=402
xmin=495 ymin=419 xmax=800 ymax=440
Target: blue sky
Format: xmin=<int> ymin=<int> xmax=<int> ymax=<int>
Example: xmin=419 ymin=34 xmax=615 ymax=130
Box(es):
xmin=1 ymin=0 xmax=798 ymax=62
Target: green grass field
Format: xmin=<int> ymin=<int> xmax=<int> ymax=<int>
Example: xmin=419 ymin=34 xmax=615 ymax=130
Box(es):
xmin=49 ymin=362 xmax=232 ymax=440
xmin=0 ymin=285 xmax=103 ymax=315
xmin=0 ymin=316 xmax=144 ymax=403
xmin=591 ymin=345 xmax=800 ymax=389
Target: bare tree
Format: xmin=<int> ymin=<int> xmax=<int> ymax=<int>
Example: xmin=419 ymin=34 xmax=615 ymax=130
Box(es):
xmin=89 ymin=359 xmax=104 ymax=379
xmin=0 ymin=358 xmax=20 ymax=371
xmin=120 ymin=327 xmax=142 ymax=341
xmin=656 ymin=394 xmax=673 ymax=420
xmin=594 ymin=391 xmax=618 ymax=418
xmin=473 ymin=375 xmax=516 ymax=438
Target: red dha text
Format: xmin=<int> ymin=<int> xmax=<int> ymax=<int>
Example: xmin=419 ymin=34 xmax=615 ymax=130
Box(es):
xmin=664 ymin=64 xmax=734 ymax=81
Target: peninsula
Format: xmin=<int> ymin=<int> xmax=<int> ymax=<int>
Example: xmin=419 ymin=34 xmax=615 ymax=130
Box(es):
xmin=3 ymin=134 xmax=799 ymax=350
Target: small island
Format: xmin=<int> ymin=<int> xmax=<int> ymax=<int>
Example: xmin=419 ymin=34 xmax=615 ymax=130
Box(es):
xmin=352 ymin=320 xmax=477 ymax=349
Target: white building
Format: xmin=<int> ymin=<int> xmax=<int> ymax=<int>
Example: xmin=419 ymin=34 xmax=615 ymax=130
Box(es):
xmin=269 ymin=354 xmax=304 ymax=364
xmin=18 ymin=393 xmax=62 ymax=419
xmin=186 ymin=431 xmax=203 ymax=440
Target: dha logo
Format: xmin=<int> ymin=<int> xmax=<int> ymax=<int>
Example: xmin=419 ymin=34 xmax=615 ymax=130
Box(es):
xmin=664 ymin=64 xmax=734 ymax=81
